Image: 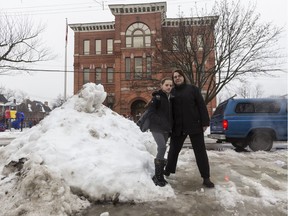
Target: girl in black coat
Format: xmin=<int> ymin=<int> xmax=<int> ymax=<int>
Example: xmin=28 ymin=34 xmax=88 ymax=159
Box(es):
xmin=164 ymin=69 xmax=214 ymax=188
xmin=148 ymin=77 xmax=173 ymax=187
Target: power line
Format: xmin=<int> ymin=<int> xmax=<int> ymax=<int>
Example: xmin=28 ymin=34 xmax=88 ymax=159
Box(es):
xmin=0 ymin=68 xmax=73 ymax=73
xmin=2 ymin=2 xmax=95 ymax=10
xmin=1 ymin=67 xmax=285 ymax=74
xmin=0 ymin=0 xmax=213 ymax=17
xmin=1 ymin=8 xmax=105 ymax=16
xmin=1 ymin=1 xmax=107 ymax=16
xmin=5 ymin=6 xmax=100 ymax=13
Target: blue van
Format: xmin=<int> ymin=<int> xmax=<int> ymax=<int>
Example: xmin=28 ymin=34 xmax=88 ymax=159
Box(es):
xmin=208 ymin=97 xmax=287 ymax=151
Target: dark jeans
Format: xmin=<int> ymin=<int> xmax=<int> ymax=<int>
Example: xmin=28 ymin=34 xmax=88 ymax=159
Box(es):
xmin=151 ymin=131 xmax=169 ymax=160
xmin=165 ymin=132 xmax=210 ymax=179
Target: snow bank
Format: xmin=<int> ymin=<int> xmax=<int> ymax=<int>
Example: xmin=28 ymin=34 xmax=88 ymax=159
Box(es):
xmin=0 ymin=83 xmax=175 ymax=215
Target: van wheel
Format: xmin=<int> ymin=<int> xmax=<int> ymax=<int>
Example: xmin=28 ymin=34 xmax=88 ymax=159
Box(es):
xmin=231 ymin=141 xmax=248 ymax=149
xmin=248 ymin=131 xmax=273 ymax=151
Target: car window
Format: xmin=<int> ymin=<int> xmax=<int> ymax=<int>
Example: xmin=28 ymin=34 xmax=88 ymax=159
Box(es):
xmin=254 ymin=102 xmax=281 ymax=113
xmin=213 ymin=103 xmax=227 ymax=115
xmin=235 ymin=101 xmax=281 ymax=113
xmin=235 ymin=103 xmax=254 ymax=113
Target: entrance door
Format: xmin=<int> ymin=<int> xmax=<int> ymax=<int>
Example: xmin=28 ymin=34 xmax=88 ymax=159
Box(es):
xmin=131 ymin=100 xmax=146 ymax=122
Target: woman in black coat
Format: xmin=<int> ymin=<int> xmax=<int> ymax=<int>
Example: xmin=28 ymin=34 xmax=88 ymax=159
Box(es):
xmin=148 ymin=77 xmax=173 ymax=187
xmin=164 ymin=69 xmax=214 ymax=188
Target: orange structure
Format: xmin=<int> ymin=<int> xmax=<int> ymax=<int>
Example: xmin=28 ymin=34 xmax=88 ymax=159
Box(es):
xmin=70 ymin=2 xmax=217 ymax=120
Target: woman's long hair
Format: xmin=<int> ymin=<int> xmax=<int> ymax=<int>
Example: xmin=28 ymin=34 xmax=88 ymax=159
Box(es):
xmin=171 ymin=69 xmax=188 ymax=85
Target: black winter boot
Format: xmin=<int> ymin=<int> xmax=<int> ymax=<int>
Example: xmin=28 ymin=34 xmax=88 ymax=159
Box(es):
xmin=203 ymin=178 xmax=215 ymax=188
xmin=163 ymin=170 xmax=170 ymax=177
xmin=163 ymin=158 xmax=169 ymax=179
xmin=152 ymin=159 xmax=167 ymax=187
xmin=163 ymin=158 xmax=167 ymax=166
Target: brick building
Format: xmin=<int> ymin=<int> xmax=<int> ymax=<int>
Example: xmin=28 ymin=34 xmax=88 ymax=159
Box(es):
xmin=70 ymin=1 xmax=217 ymax=120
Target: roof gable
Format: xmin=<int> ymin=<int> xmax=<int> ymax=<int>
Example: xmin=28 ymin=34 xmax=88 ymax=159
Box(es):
xmin=0 ymin=94 xmax=8 ymax=104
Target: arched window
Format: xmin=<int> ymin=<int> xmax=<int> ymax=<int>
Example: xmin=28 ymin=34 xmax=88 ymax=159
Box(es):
xmin=126 ymin=23 xmax=151 ymax=48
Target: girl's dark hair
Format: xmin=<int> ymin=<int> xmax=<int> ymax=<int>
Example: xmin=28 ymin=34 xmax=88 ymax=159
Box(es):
xmin=160 ymin=77 xmax=172 ymax=85
xmin=172 ymin=69 xmax=187 ymax=85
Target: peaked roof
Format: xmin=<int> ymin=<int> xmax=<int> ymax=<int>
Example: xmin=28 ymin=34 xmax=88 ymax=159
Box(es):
xmin=0 ymin=94 xmax=8 ymax=104
xmin=17 ymin=99 xmax=51 ymax=113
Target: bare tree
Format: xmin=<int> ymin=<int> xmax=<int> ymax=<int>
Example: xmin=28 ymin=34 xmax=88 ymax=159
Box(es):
xmin=15 ymin=91 xmax=29 ymax=104
xmin=0 ymin=13 xmax=52 ymax=75
xmin=217 ymin=79 xmax=264 ymax=101
xmin=0 ymin=85 xmax=5 ymax=95
xmin=3 ymin=89 xmax=16 ymax=102
xmin=0 ymin=85 xmax=28 ymax=103
xmin=156 ymin=0 xmax=284 ymax=104
xmin=254 ymin=84 xmax=264 ymax=98
xmin=235 ymin=81 xmax=263 ymax=98
xmin=51 ymin=94 xmax=66 ymax=109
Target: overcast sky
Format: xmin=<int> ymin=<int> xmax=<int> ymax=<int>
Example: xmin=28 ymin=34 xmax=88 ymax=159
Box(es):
xmin=1 ymin=0 xmax=287 ymax=104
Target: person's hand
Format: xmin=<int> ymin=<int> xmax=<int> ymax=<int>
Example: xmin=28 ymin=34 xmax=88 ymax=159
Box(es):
xmin=203 ymin=126 xmax=208 ymax=132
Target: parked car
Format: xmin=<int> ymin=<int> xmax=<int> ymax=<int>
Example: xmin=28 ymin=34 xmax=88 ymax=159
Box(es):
xmin=208 ymin=97 xmax=287 ymax=151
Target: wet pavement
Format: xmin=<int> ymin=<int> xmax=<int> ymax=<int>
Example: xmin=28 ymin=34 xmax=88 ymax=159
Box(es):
xmin=82 ymin=141 xmax=287 ymax=216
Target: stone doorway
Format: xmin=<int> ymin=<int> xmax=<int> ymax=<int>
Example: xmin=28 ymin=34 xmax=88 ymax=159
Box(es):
xmin=130 ymin=100 xmax=147 ymax=122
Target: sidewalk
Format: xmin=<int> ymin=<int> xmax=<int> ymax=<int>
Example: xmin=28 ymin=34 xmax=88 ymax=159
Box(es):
xmin=83 ymin=146 xmax=287 ymax=216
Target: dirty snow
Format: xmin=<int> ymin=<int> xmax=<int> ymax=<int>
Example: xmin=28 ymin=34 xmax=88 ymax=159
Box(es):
xmin=0 ymin=83 xmax=287 ymax=216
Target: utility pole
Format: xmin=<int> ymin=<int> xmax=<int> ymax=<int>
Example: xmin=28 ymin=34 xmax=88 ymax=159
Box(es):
xmin=93 ymin=0 xmax=105 ymax=10
xmin=64 ymin=18 xmax=68 ymax=101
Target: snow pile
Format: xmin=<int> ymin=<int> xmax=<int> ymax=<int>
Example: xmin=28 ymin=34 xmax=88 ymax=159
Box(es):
xmin=1 ymin=159 xmax=87 ymax=216
xmin=0 ymin=83 xmax=175 ymax=216
xmin=74 ymin=83 xmax=107 ymax=112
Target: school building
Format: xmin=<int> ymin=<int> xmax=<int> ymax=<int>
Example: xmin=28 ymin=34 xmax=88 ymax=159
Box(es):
xmin=69 ymin=1 xmax=217 ymax=120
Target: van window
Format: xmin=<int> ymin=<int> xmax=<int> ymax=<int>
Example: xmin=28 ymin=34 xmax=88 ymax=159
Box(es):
xmin=235 ymin=103 xmax=254 ymax=113
xmin=235 ymin=101 xmax=281 ymax=113
xmin=254 ymin=102 xmax=281 ymax=113
xmin=213 ymin=103 xmax=227 ymax=115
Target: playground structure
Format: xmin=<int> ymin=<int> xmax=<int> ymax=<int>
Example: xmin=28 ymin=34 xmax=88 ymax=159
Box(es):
xmin=13 ymin=111 xmax=25 ymax=130
xmin=0 ymin=103 xmax=25 ymax=131
xmin=3 ymin=109 xmax=25 ymax=131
